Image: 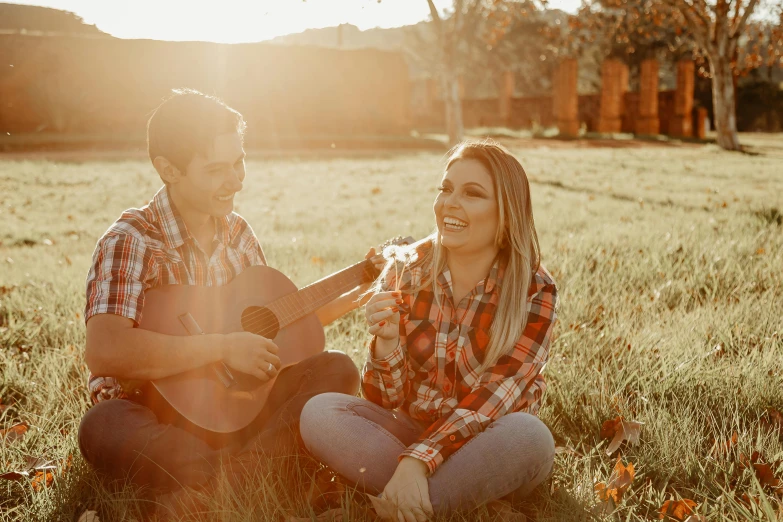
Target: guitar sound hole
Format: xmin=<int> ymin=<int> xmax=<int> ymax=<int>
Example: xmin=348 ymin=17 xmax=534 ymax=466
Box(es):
xmin=241 ymin=306 xmax=280 ymax=338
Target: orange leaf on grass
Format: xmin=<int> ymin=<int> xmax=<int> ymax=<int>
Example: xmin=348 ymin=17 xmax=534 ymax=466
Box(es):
xmin=752 ymin=461 xmax=783 ymax=494
xmin=600 ymin=416 xmax=643 ymax=455
xmin=30 ymin=470 xmax=53 ymax=491
xmin=659 ymin=499 xmax=698 ymax=520
xmin=710 ymin=431 xmax=738 ymax=458
xmin=594 ymin=457 xmax=635 ymax=514
xmin=0 ymin=423 xmax=27 ymax=442
xmin=761 ymin=408 xmax=783 ymax=434
xmin=739 ymin=451 xmax=783 ymax=494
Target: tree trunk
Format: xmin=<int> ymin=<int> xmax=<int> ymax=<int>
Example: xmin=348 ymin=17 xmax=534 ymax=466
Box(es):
xmin=442 ymin=71 xmax=464 ymax=146
xmin=709 ymin=54 xmax=741 ymax=151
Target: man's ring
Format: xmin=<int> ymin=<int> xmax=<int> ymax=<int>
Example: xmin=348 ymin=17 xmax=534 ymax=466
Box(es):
xmin=267 ymin=362 xmax=274 ymax=372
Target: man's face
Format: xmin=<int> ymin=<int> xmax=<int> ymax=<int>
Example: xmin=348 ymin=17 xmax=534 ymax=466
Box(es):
xmin=172 ymin=132 xmax=246 ymax=217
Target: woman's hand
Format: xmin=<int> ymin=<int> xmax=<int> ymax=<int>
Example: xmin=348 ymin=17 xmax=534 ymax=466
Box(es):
xmin=365 ymin=288 xmax=403 ymax=359
xmin=380 ymin=457 xmax=433 ymax=522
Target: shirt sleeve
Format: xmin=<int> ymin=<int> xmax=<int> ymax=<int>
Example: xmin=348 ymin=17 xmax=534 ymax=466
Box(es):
xmin=400 ymin=281 xmax=558 ymax=474
xmin=235 ymin=218 xmax=267 ymax=266
xmin=84 ymin=234 xmax=156 ymax=326
xmin=360 ymin=261 xmax=411 ymax=409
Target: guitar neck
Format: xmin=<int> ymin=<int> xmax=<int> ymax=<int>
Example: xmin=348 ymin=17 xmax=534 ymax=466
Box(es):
xmin=266 ymin=259 xmax=377 ymax=329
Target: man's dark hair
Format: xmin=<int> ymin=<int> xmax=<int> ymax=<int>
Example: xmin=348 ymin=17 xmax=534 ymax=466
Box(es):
xmin=147 ymin=89 xmax=246 ymax=172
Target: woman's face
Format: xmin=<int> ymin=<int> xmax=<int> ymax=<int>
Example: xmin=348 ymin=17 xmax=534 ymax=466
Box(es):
xmin=433 ymin=158 xmax=500 ymax=256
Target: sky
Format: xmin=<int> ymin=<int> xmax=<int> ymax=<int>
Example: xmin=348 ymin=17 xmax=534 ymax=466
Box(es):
xmin=6 ymin=0 xmax=582 ymax=43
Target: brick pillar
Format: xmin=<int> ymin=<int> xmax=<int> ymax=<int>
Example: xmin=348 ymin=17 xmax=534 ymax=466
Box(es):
xmin=498 ymin=70 xmax=514 ymax=125
xmin=670 ymin=59 xmax=695 ymax=137
xmin=597 ymin=59 xmax=627 ymax=133
xmin=554 ymin=58 xmax=579 ymax=137
xmin=636 ymin=58 xmax=660 ymax=135
xmin=694 ymin=107 xmax=708 ymax=139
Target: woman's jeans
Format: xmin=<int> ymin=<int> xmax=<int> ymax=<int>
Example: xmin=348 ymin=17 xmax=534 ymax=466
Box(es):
xmin=78 ymin=351 xmax=360 ymax=493
xmin=300 ymin=393 xmax=555 ymax=514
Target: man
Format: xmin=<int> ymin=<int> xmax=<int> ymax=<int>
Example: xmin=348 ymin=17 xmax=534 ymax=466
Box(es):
xmin=78 ymin=89 xmax=376 ymax=496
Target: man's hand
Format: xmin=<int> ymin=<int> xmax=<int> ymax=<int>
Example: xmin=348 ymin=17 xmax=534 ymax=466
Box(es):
xmin=220 ymin=331 xmax=281 ymax=381
xmin=356 ymin=247 xmax=388 ymax=300
xmin=381 ymin=457 xmax=433 ymax=522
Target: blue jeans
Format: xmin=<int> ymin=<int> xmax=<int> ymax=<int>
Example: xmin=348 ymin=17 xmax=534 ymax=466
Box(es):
xmin=78 ymin=351 xmax=360 ymax=492
xmin=300 ymin=393 xmax=555 ymax=515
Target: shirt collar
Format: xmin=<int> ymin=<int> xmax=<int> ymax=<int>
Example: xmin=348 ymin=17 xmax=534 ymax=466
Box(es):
xmin=436 ymin=252 xmax=505 ymax=298
xmin=150 ymin=185 xmax=232 ymax=250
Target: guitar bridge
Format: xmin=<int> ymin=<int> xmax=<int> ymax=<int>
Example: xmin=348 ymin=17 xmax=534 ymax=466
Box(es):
xmin=178 ymin=313 xmax=237 ymax=389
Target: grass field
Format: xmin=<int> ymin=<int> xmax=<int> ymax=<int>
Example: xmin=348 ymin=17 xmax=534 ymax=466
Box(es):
xmin=1 ymin=135 xmax=782 ymax=521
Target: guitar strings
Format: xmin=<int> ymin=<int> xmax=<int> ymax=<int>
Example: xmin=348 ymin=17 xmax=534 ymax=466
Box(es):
xmin=240 ymin=262 xmax=378 ymax=336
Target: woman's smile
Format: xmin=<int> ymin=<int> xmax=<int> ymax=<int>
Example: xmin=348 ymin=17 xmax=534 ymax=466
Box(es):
xmin=442 ymin=215 xmax=468 ymax=232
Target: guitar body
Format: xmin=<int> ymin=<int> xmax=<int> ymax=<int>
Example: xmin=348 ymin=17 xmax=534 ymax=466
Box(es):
xmin=137 ymin=265 xmax=325 ymax=436
xmin=130 ymin=235 xmax=413 ymax=441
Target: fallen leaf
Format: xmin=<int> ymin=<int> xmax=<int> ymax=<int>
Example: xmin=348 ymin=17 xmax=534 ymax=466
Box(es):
xmin=310 ymin=256 xmax=324 ymax=266
xmin=368 ymin=494 xmax=398 ymax=521
xmin=710 ymin=431 xmax=738 ymax=458
xmin=77 ymin=510 xmax=100 ymax=522
xmin=761 ymin=408 xmax=783 ymax=434
xmin=594 ymin=457 xmax=635 ymax=514
xmin=756 ymin=248 xmax=766 ymax=255
xmin=0 ymin=423 xmax=28 ymax=442
xmin=371 ymin=187 xmax=382 ymax=195
xmin=659 ymin=498 xmax=698 ymax=520
xmin=0 ymin=456 xmax=57 ymax=482
xmin=739 ymin=451 xmax=783 ymax=494
xmin=30 ymin=470 xmax=53 ymax=491
xmin=600 ymin=416 xmax=643 ymax=455
xmin=752 ymin=461 xmax=783 ymax=493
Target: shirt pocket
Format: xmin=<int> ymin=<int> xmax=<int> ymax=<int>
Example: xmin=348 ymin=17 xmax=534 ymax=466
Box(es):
xmin=404 ymin=319 xmax=437 ymax=373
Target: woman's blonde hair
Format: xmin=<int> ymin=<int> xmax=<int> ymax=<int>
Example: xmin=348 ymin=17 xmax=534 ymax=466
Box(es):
xmin=380 ymin=138 xmax=540 ymax=373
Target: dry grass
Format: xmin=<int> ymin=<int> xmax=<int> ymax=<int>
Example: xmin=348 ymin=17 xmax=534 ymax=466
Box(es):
xmin=1 ymin=135 xmax=782 ymax=521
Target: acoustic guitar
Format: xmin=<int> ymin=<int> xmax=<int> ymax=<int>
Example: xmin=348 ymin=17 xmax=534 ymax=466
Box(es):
xmin=131 ymin=237 xmax=413 ymax=439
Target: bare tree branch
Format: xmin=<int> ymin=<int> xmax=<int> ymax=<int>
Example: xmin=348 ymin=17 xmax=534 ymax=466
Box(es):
xmin=731 ymin=0 xmax=760 ymax=37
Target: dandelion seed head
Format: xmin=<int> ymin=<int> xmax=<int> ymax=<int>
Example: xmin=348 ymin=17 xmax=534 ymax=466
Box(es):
xmin=382 ymin=245 xmax=403 ymax=260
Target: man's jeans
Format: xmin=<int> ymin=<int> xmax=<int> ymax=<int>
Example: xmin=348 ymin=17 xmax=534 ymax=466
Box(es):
xmin=78 ymin=351 xmax=360 ymax=492
xmin=300 ymin=393 xmax=555 ymax=515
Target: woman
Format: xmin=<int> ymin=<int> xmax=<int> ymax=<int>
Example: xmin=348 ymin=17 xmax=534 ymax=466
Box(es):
xmin=300 ymin=139 xmax=558 ymax=521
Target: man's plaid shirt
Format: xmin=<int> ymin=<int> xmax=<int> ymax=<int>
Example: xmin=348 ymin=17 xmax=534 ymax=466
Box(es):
xmin=362 ymin=242 xmax=558 ymax=474
xmin=84 ymin=186 xmax=266 ymax=404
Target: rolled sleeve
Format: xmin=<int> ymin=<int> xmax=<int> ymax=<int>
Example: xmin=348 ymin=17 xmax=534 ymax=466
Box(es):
xmin=361 ymin=337 xmax=409 ymax=409
xmin=84 ymin=234 xmax=156 ymax=325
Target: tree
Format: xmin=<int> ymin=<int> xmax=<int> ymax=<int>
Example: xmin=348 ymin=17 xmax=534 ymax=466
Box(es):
xmin=577 ymin=0 xmax=782 ymax=150
xmin=422 ymin=0 xmax=542 ymax=145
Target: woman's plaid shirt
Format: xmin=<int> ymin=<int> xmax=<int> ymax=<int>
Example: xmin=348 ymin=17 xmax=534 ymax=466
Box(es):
xmin=361 ymin=243 xmax=558 ymax=474
xmin=84 ymin=186 xmax=266 ymax=404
